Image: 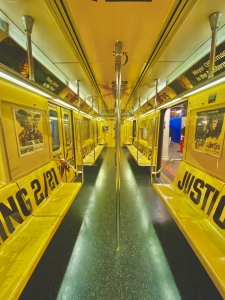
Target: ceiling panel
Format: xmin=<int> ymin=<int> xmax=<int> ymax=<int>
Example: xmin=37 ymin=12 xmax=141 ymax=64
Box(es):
xmin=0 ymin=0 xmax=225 ymax=115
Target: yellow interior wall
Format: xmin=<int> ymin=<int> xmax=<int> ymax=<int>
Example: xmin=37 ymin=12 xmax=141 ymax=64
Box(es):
xmin=184 ymin=82 xmax=225 ymax=181
xmin=137 ymin=111 xmax=160 ymax=165
xmin=0 ymin=79 xmax=51 ymax=182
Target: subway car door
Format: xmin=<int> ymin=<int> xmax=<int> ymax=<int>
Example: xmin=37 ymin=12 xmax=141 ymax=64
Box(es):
xmin=61 ymin=108 xmax=76 ymax=182
xmin=133 ymin=120 xmax=136 ymax=143
xmin=73 ymin=110 xmax=82 ymax=170
xmin=48 ymin=104 xmax=66 ymax=181
xmin=48 ymin=104 xmax=75 ymax=182
xmin=105 ymin=119 xmax=115 ymax=147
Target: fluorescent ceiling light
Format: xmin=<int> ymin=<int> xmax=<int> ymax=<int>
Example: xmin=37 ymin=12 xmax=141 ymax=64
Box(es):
xmin=140 ymin=109 xmax=154 ymax=117
xmin=126 ymin=117 xmax=135 ymax=121
xmin=54 ymin=98 xmax=95 ymax=117
xmin=184 ymin=76 xmax=225 ymax=97
xmin=1 ymin=10 xmax=68 ymax=86
xmin=167 ymin=26 xmax=225 ymax=85
xmin=68 ymin=82 xmax=77 ymax=94
xmin=157 ymin=98 xmax=182 ymax=110
xmin=0 ymin=71 xmax=52 ymax=98
xmin=53 ymin=98 xmax=78 ymax=111
xmin=81 ymin=111 xmax=93 ymax=119
xmin=158 ymin=81 xmax=166 ymax=92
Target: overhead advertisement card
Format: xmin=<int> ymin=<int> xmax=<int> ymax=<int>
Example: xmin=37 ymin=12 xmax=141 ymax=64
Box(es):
xmin=14 ymin=108 xmax=44 ymax=156
xmin=144 ymin=41 xmax=225 ymax=109
xmin=0 ymin=38 xmax=67 ymax=93
xmin=193 ymin=108 xmax=225 ymax=157
xmin=0 ymin=37 xmax=86 ymax=108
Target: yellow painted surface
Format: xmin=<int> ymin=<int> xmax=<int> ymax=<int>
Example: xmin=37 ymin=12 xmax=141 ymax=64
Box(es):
xmin=127 ymin=140 xmax=152 ymax=166
xmin=73 ymin=111 xmax=82 ymax=167
xmin=153 ymin=161 xmax=225 ymax=299
xmin=0 ymin=79 xmax=48 ymax=111
xmin=1 ymin=100 xmax=51 ymax=181
xmin=184 ymin=82 xmax=225 ymax=182
xmin=0 ymin=161 xmax=82 ymax=300
xmin=61 ymin=108 xmax=75 ymax=182
xmin=82 ymin=139 xmax=104 ymax=165
xmin=105 ymin=119 xmax=115 ymax=147
xmin=125 ymin=110 xmax=159 ymax=167
xmin=122 ymin=121 xmax=132 ymax=145
xmin=0 ymin=143 xmax=7 ymax=187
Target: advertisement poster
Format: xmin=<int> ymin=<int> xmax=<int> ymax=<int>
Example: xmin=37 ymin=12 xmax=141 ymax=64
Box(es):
xmin=194 ymin=108 xmax=225 ymax=157
xmin=142 ymin=41 xmax=225 ymax=109
xmin=14 ymin=108 xmax=44 ymax=156
xmin=0 ymin=37 xmax=67 ymax=94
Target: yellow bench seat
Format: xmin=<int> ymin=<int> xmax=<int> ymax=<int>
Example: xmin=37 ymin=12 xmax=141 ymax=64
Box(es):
xmin=153 ymin=161 xmax=225 ymax=298
xmin=0 ymin=161 xmax=82 ymax=300
xmin=83 ymin=144 xmax=104 ymax=165
xmin=127 ymin=144 xmax=151 ymax=166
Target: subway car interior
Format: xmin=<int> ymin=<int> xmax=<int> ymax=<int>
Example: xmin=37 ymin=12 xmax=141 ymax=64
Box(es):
xmin=1 ymin=0 xmax=225 ymax=299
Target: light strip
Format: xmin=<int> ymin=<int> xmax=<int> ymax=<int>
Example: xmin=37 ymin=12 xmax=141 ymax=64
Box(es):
xmin=0 ymin=11 xmax=96 ymax=113
xmin=156 ymin=97 xmax=182 ymax=110
xmin=166 ymin=25 xmax=225 ymax=85
xmin=184 ymin=76 xmax=225 ymax=97
xmin=126 ymin=117 xmax=135 ymax=121
xmin=53 ymin=98 xmax=78 ymax=111
xmin=1 ymin=10 xmax=68 ymax=86
xmin=68 ymin=82 xmax=98 ymax=113
xmin=68 ymin=82 xmax=77 ymax=94
xmin=82 ymin=112 xmax=93 ymax=119
xmin=0 ymin=71 xmax=52 ymax=98
xmin=157 ymin=74 xmax=225 ymax=110
xmin=0 ymin=70 xmax=98 ymax=115
xmin=53 ymin=98 xmax=93 ymax=118
xmin=140 ymin=109 xmax=154 ymax=117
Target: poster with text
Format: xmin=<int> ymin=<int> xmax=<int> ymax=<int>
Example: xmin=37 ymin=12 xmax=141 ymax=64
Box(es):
xmin=194 ymin=108 xmax=225 ymax=157
xmin=14 ymin=108 xmax=44 ymax=156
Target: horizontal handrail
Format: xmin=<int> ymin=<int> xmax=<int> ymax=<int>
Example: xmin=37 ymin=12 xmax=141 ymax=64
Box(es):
xmin=152 ymin=158 xmax=182 ymax=175
xmin=53 ymin=158 xmax=81 ymax=182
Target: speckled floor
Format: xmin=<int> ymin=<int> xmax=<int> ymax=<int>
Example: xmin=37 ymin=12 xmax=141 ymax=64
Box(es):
xmin=20 ymin=148 xmax=223 ymax=300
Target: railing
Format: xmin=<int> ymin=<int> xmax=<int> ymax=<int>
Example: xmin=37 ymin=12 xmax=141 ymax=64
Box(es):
xmin=150 ymin=158 xmax=182 ymax=184
xmin=53 ymin=157 xmax=83 ymax=183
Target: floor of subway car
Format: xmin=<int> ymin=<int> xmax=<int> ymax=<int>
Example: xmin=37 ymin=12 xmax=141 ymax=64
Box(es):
xmin=161 ymin=142 xmax=182 ymax=182
xmin=20 ymin=148 xmax=222 ymax=300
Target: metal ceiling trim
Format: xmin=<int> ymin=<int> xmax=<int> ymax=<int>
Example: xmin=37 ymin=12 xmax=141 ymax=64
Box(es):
xmin=44 ymin=0 xmax=108 ymax=111
xmin=123 ymin=0 xmax=199 ymax=112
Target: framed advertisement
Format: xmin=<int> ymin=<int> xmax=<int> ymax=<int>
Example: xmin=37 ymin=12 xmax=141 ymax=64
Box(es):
xmin=13 ymin=107 xmax=44 ymax=156
xmin=193 ymin=108 xmax=225 ymax=157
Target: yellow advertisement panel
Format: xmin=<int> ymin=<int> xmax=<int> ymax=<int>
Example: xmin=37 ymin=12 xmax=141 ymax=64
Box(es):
xmin=194 ymin=108 xmax=225 ymax=157
xmin=13 ymin=108 xmax=44 ymax=157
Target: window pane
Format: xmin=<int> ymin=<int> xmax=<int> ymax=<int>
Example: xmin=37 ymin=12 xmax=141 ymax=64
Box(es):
xmin=64 ymin=113 xmax=71 ymax=146
xmin=84 ymin=118 xmax=90 ymax=140
xmin=142 ymin=128 xmax=148 ymax=140
xmin=49 ymin=110 xmax=60 ymax=151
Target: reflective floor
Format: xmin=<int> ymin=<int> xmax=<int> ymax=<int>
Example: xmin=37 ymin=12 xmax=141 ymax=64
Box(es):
xmin=20 ymin=148 xmax=222 ymax=300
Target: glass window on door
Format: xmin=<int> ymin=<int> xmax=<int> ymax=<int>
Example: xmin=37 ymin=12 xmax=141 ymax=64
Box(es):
xmin=64 ymin=113 xmax=71 ymax=146
xmin=49 ymin=110 xmax=60 ymax=151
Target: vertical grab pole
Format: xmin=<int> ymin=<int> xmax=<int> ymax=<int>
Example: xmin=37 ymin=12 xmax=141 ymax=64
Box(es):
xmin=21 ymin=15 xmax=34 ymax=81
xmin=208 ymin=12 xmax=222 ymax=79
xmin=150 ymin=79 xmax=158 ymax=185
xmin=137 ymin=99 xmax=141 ymax=164
xmin=115 ymin=41 xmax=122 ymax=251
xmin=77 ymin=80 xmax=84 ymax=183
xmin=92 ymin=98 xmax=96 ymax=162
